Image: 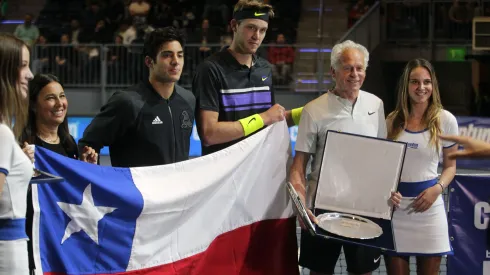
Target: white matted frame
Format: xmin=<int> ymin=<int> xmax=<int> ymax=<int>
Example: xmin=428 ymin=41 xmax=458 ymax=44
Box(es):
xmin=314 ymin=131 xmax=407 ymax=220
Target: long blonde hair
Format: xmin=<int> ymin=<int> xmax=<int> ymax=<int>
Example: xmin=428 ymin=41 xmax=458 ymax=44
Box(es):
xmin=0 ymin=33 xmax=28 ymax=140
xmin=387 ymin=58 xmax=443 ymax=151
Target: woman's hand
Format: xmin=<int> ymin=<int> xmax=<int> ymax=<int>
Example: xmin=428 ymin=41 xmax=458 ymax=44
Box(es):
xmin=22 ymin=142 xmax=35 ymax=164
xmin=389 ymin=191 xmax=402 ymax=209
xmin=412 ymin=185 xmax=442 ymax=213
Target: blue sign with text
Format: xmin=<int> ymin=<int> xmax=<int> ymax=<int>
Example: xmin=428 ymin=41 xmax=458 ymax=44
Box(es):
xmin=68 ymin=115 xmax=490 ymax=169
xmin=448 ymin=175 xmax=490 ymax=275
xmin=67 ymin=116 xmax=298 ymax=157
xmin=454 ymin=116 xmax=490 ymax=170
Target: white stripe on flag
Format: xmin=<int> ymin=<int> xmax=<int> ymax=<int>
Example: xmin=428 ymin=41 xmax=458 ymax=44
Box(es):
xmin=32 ymin=184 xmax=43 ymax=275
xmin=126 ymin=121 xmax=294 ymax=270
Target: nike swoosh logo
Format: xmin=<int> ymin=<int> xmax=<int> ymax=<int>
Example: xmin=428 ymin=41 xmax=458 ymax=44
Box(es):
xmin=374 ymin=256 xmax=381 ymax=263
xmin=255 ymin=12 xmax=266 ymax=16
xmin=248 ymin=118 xmax=256 ymax=125
xmin=262 ymin=77 xmax=268 ymax=81
xmin=368 ymin=111 xmax=375 ymax=115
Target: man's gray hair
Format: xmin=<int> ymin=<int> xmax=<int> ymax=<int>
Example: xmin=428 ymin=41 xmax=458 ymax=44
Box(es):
xmin=330 ymin=40 xmax=369 ymax=71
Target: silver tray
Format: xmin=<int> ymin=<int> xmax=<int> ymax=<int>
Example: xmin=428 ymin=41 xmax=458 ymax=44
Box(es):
xmin=317 ymin=213 xmax=383 ymax=239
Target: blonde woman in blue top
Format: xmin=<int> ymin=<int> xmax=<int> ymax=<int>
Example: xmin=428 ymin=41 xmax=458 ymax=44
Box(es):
xmin=0 ymin=33 xmax=34 ymax=274
xmin=387 ymin=58 xmax=458 ymax=275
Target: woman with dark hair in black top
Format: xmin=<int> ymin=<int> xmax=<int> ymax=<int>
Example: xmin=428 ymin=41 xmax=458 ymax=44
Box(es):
xmin=20 ymin=73 xmax=98 ymax=274
xmin=22 ymin=74 xmax=80 ymax=158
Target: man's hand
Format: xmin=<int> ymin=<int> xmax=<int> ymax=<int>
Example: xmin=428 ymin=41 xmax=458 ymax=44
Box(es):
xmin=80 ymin=146 xmax=98 ymax=164
xmin=260 ymin=104 xmax=285 ymax=126
xmin=292 ymin=182 xmax=318 ymax=229
xmin=439 ymin=134 xmax=490 ymax=159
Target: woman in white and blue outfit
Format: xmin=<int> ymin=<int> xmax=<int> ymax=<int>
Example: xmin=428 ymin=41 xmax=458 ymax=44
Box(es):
xmin=386 ymin=58 xmax=458 ymax=275
xmin=0 ymin=33 xmax=34 ymax=274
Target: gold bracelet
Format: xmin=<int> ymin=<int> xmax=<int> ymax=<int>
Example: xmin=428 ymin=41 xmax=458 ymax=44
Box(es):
xmin=437 ymin=182 xmax=444 ymax=192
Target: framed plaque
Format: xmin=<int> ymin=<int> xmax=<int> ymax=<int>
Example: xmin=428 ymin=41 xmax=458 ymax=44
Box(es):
xmin=289 ymin=130 xmax=407 ymax=251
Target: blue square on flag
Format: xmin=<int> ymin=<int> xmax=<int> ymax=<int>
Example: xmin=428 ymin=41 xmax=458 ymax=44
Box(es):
xmin=33 ymin=147 xmax=144 ymax=274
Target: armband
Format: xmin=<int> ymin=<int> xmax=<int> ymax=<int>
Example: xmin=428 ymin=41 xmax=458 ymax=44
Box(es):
xmin=292 ymin=107 xmax=304 ymax=125
xmin=238 ymin=114 xmax=264 ymax=137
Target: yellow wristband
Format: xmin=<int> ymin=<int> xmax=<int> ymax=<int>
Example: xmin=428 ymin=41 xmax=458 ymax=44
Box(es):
xmin=292 ymin=107 xmax=304 ymax=125
xmin=238 ymin=114 xmax=264 ymax=137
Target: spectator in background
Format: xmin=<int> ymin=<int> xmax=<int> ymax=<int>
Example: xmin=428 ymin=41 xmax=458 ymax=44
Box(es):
xmin=32 ymin=35 xmax=52 ymax=74
xmin=91 ymin=19 xmax=112 ymax=44
xmin=220 ymin=25 xmax=233 ymax=50
xmin=118 ymin=19 xmax=137 ymax=45
xmin=68 ymin=19 xmax=88 ymax=45
xmin=348 ymin=0 xmax=370 ymax=28
xmin=104 ymin=0 xmax=126 ymax=33
xmin=82 ymin=0 xmax=105 ymax=31
xmin=193 ymin=19 xmax=221 ymax=62
xmin=107 ymin=35 xmax=128 ymax=84
xmin=448 ymin=0 xmax=472 ymax=38
xmin=129 ymin=0 xmax=151 ymax=30
xmin=148 ymin=1 xmax=174 ymax=29
xmin=14 ymin=13 xmax=40 ymax=46
xmin=53 ymin=34 xmax=76 ymax=83
xmin=202 ymin=0 xmax=229 ymax=28
xmin=268 ymin=33 xmax=294 ymax=85
xmin=180 ymin=7 xmax=197 ymax=31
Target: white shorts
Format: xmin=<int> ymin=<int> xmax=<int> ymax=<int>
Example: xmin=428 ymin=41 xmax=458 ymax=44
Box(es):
xmin=0 ymin=239 xmax=29 ymax=275
xmin=391 ymin=195 xmax=451 ymax=255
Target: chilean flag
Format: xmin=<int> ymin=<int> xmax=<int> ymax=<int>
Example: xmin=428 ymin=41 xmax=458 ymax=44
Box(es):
xmin=31 ymin=121 xmax=299 ymax=275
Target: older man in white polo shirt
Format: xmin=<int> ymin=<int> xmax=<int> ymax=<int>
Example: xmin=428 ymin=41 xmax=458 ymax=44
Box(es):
xmin=290 ymin=40 xmax=387 ymax=275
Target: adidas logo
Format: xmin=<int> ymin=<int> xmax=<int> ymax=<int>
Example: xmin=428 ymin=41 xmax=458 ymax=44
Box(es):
xmin=152 ymin=116 xmax=163 ymax=125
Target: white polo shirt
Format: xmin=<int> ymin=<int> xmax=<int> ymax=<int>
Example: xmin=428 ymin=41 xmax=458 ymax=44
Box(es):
xmin=396 ymin=109 xmax=458 ymax=183
xmin=295 ymin=90 xmax=387 ymax=208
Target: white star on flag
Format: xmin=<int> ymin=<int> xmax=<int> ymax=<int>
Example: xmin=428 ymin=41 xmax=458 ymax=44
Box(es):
xmin=57 ymin=184 xmax=117 ymax=245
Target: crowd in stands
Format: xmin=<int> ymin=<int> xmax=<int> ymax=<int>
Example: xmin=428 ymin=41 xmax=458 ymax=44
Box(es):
xmin=12 ymin=0 xmax=300 ymax=86
xmin=344 ymin=0 xmax=490 ymax=41
xmin=384 ymin=0 xmax=489 ymax=40
xmin=12 ymin=0 xmax=484 ymax=89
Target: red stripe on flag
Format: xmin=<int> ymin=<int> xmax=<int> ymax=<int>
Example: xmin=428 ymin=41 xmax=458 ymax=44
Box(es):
xmin=45 ymin=217 xmax=299 ymax=275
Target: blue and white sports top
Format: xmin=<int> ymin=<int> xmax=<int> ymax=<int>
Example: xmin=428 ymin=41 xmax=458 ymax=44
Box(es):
xmin=395 ymin=110 xmax=458 ymax=183
xmin=0 ymin=123 xmax=33 ymax=240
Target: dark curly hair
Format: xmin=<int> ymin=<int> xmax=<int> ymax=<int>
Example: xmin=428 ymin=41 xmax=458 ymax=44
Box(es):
xmin=144 ymin=27 xmax=186 ymax=61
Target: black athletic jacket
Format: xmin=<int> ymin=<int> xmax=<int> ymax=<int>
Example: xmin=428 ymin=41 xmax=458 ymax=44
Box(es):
xmin=78 ymin=81 xmax=195 ymax=167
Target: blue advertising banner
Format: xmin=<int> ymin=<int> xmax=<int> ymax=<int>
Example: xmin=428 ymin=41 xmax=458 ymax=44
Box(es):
xmin=455 ymin=116 xmax=490 ymax=170
xmin=67 ymin=115 xmax=489 ymax=166
xmin=67 ymin=116 xmax=299 ymax=157
xmin=448 ymin=175 xmax=490 ymax=275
